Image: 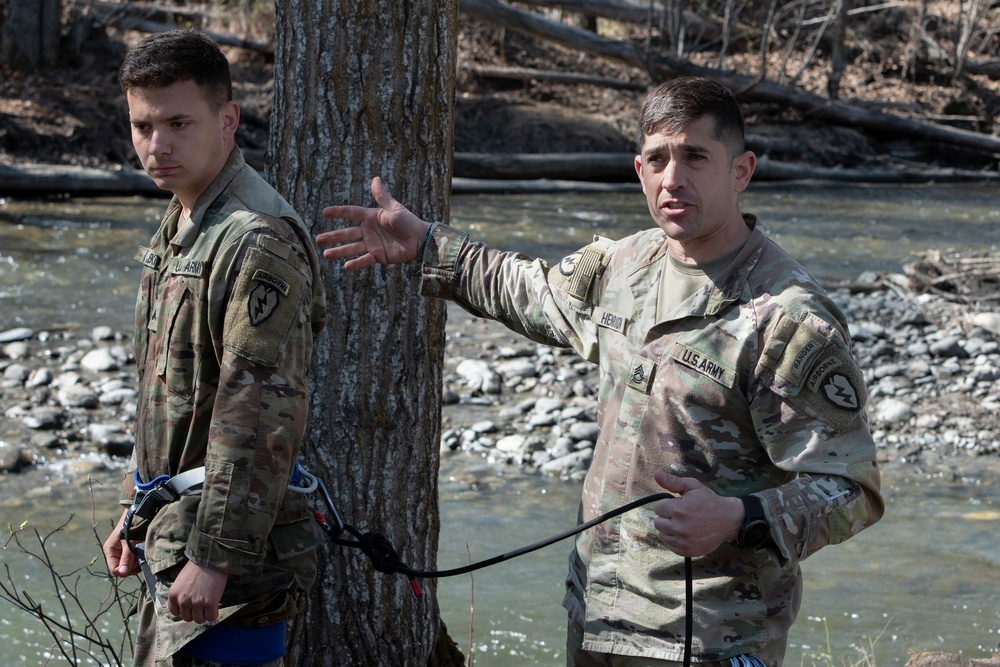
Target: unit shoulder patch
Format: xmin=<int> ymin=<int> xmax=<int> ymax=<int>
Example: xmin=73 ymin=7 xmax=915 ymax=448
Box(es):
xmin=223 ymin=247 xmax=305 ymax=366
xmin=794 ymin=342 xmax=867 ymax=434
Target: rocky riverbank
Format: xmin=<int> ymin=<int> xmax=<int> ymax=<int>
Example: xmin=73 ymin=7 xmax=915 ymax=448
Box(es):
xmin=2 ymin=276 xmax=1000 ymax=483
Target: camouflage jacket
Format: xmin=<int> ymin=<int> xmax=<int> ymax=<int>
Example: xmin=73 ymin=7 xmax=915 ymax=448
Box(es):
xmin=123 ymin=148 xmax=325 ymax=647
xmin=420 ymin=216 xmax=883 ymax=662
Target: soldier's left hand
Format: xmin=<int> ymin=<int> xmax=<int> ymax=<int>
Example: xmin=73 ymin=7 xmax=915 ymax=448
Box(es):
xmin=652 ymin=471 xmax=744 ymax=557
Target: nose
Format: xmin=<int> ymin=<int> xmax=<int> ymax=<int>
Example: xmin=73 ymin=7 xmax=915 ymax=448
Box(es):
xmin=148 ymin=128 xmax=170 ymax=156
xmin=663 ymin=160 xmax=686 ymax=190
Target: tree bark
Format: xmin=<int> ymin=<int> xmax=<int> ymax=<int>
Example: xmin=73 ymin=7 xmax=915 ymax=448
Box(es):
xmin=458 ymin=0 xmax=1000 ymax=157
xmin=268 ymin=2 xmax=461 ymax=666
xmin=0 ymin=0 xmax=61 ymax=72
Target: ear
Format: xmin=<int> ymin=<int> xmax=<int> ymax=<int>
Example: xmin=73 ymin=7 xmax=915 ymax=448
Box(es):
xmin=732 ymin=150 xmax=756 ymax=192
xmin=220 ymin=100 xmax=240 ymax=139
xmin=634 ymin=154 xmax=646 ymax=194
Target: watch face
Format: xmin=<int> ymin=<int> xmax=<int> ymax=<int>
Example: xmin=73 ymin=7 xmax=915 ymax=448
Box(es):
xmin=742 ymin=521 xmax=769 ymax=549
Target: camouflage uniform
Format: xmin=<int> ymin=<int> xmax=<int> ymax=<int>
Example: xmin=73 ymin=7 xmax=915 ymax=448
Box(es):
xmin=122 ymin=148 xmax=326 ymax=665
xmin=419 ymin=215 xmax=883 ymax=665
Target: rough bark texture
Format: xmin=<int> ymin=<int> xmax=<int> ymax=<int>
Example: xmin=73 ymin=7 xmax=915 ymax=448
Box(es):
xmin=268 ymin=2 xmax=461 ymax=665
xmin=0 ymin=0 xmax=61 ymax=72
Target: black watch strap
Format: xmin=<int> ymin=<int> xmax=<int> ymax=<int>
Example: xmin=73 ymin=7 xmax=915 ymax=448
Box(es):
xmin=736 ymin=495 xmax=770 ymax=551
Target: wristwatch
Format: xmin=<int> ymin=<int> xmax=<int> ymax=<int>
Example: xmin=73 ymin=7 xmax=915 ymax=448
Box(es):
xmin=735 ymin=495 xmax=770 ymax=551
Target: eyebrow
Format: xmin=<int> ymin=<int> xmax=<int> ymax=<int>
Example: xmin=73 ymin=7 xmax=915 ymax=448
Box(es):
xmin=643 ymin=141 xmax=710 ymax=159
xmin=130 ymin=113 xmax=191 ymax=125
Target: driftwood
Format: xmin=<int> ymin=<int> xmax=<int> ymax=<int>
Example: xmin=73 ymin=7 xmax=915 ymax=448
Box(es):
xmin=903 ymin=250 xmax=1000 ymax=305
xmin=0 ymin=162 xmax=167 ymax=198
xmin=458 ymin=0 xmax=1000 ymax=157
xmin=965 ymin=56 xmax=1000 ymax=80
xmin=88 ymin=6 xmax=273 ymax=57
xmin=513 ymin=0 xmax=723 ymax=43
xmin=462 ymin=63 xmax=647 ymax=90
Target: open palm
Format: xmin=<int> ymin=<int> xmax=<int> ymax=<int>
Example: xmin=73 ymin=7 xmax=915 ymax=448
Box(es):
xmin=317 ymin=176 xmax=431 ymax=270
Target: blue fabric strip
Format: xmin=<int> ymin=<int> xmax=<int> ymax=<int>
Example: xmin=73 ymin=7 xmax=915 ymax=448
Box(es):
xmin=133 ymin=469 xmax=170 ymax=491
xmin=180 ymin=621 xmax=286 ymax=665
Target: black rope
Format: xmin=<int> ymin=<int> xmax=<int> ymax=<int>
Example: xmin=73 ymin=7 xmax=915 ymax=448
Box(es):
xmin=317 ymin=491 xmax=676 ymax=580
xmin=314 ymin=488 xmax=694 ymax=667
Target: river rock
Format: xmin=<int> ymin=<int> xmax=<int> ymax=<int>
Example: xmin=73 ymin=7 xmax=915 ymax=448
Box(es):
xmin=969 ymin=312 xmax=1000 ymax=336
xmin=2 ymin=363 xmax=31 ymax=386
xmin=91 ymin=325 xmax=116 ymax=341
xmin=471 ymin=420 xmax=497 ymax=434
xmin=495 ymin=434 xmax=527 ymax=454
xmin=568 ymin=421 xmax=600 ymax=442
xmin=873 ymin=398 xmax=914 ymax=425
xmin=495 ymin=357 xmax=537 ymax=383
xmin=25 ymin=367 xmax=53 ymax=389
xmin=929 ymin=335 xmax=968 ymax=358
xmin=455 ymin=358 xmax=502 ymax=395
xmin=80 ymin=348 xmax=119 ymax=372
xmin=3 ymin=341 xmax=29 ymax=359
xmin=0 ymin=441 xmax=25 ymax=472
xmin=533 ymin=397 xmax=565 ymax=414
xmin=57 ymin=384 xmax=99 ymax=409
xmin=0 ymin=327 xmax=33 ymax=343
xmin=539 ymin=448 xmax=593 ymax=477
xmin=23 ymin=407 xmax=65 ymax=430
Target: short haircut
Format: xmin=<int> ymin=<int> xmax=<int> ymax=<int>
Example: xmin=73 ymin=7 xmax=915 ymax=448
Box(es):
xmin=637 ymin=77 xmax=746 ymax=159
xmin=119 ymin=30 xmax=232 ymax=111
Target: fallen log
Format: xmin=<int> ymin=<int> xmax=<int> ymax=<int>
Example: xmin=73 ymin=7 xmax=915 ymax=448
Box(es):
xmin=454 ymin=152 xmax=635 ymax=180
xmin=453 ymin=177 xmax=639 ymax=193
xmin=458 ymin=0 xmax=1000 ymax=157
xmin=512 ymin=0 xmax=723 ymax=42
xmin=4 ymin=155 xmax=1000 ymax=199
xmin=0 ymin=162 xmax=167 ymax=198
xmin=965 ymin=56 xmax=1000 ymax=80
xmin=462 ymin=64 xmax=648 ymax=90
xmin=89 ymin=8 xmax=273 ymax=57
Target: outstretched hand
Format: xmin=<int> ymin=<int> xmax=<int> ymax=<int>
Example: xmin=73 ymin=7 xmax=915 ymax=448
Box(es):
xmin=652 ymin=471 xmax=744 ymax=557
xmin=317 ymin=176 xmax=431 ymax=270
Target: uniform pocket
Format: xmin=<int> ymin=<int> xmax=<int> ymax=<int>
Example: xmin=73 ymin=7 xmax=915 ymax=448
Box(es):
xmin=158 ymin=276 xmax=207 ymax=401
xmin=268 ymin=516 xmax=322 ymax=562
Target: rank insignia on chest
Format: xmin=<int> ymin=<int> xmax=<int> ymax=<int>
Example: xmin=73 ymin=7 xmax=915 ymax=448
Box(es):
xmin=626 ymin=354 xmax=656 ymax=394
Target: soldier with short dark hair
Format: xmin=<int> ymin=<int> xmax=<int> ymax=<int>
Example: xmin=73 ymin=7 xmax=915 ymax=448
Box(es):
xmin=316 ymin=76 xmax=883 ymax=667
xmin=102 ymin=30 xmax=326 ymax=667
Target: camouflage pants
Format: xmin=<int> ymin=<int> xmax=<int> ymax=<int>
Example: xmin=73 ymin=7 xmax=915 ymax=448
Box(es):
xmin=566 ymin=616 xmax=786 ymax=667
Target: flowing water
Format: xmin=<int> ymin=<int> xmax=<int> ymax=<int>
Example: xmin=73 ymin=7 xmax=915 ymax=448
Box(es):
xmin=1 ymin=183 xmax=999 ymax=666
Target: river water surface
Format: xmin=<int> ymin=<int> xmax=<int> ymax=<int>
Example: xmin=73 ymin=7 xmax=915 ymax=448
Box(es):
xmin=1 ymin=183 xmax=999 ymax=666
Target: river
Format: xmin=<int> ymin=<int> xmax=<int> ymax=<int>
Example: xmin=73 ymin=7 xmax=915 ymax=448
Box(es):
xmin=1 ymin=183 xmax=998 ymax=666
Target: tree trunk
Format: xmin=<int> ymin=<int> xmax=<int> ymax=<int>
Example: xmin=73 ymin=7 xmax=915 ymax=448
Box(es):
xmin=268 ymin=2 xmax=462 ymax=666
xmin=0 ymin=0 xmax=61 ymax=72
xmin=826 ymin=0 xmax=849 ymax=99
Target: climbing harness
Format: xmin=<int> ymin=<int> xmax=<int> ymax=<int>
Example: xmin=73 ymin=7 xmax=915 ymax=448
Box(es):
xmin=122 ymin=468 xmax=206 ymax=609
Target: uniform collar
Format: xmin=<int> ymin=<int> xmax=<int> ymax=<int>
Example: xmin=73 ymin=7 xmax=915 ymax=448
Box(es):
xmin=629 ymin=213 xmax=768 ymax=327
xmin=165 ymin=147 xmax=246 ymax=250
